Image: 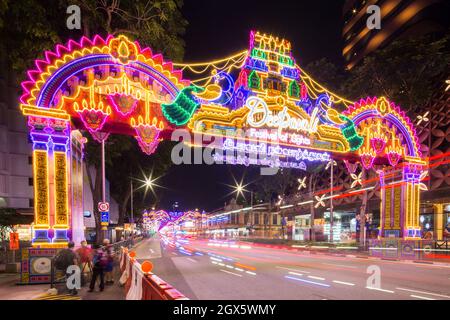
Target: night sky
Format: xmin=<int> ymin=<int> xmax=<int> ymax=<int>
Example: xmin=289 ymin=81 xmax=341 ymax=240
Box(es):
xmin=157 ymin=0 xmax=346 ymax=212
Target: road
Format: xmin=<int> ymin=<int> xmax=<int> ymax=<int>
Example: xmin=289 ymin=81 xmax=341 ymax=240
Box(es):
xmin=134 ymin=235 xmax=450 ymax=300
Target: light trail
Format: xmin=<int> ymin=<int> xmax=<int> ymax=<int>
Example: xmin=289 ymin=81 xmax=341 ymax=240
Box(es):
xmin=285 ymin=276 xmax=331 ymax=288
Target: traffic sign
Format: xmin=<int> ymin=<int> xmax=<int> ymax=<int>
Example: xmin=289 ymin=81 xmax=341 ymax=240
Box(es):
xmin=98 ymin=202 xmax=109 ymax=212
xmin=101 ymin=211 xmax=109 ymax=225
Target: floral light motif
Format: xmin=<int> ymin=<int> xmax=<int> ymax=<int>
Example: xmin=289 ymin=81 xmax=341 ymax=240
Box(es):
xmin=350 ymin=172 xmax=363 ymax=188
xmin=418 ymin=170 xmax=428 ymax=191
xmin=370 ymin=137 xmax=386 ymax=154
xmin=73 ymin=99 xmax=111 ymax=134
xmin=297 ymin=177 xmax=307 ymax=190
xmin=344 ymin=160 xmax=358 ymax=174
xmin=108 ymin=93 xmax=138 ymax=116
xmin=416 ymin=111 xmax=429 ymax=125
xmin=314 ymin=194 xmax=326 ymax=208
xmin=130 ymin=116 xmax=164 ymax=155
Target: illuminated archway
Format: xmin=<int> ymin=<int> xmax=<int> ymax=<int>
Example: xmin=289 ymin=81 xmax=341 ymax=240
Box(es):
xmin=20 ymin=31 xmax=427 ymax=246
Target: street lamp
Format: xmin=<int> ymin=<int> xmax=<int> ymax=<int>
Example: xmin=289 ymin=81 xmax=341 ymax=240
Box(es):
xmin=130 ymin=171 xmax=161 ymax=233
xmin=326 ymin=159 xmax=337 ymax=243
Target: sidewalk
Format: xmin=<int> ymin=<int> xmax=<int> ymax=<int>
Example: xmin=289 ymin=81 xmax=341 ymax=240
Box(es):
xmin=0 ymin=240 xmax=144 ymax=300
xmin=0 ymin=273 xmax=49 ymax=300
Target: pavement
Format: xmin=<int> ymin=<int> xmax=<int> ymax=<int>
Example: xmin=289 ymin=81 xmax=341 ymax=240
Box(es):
xmin=135 ymin=235 xmax=450 ymax=300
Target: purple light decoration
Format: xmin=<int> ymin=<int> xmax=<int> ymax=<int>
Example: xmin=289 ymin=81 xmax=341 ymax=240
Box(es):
xmin=108 ymin=93 xmax=138 ymax=116
xmin=77 ymin=108 xmax=109 ymax=133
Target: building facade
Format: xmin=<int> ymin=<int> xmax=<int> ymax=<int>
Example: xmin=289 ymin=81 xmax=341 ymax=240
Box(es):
xmin=0 ymin=52 xmax=33 ymax=212
xmin=343 ymin=0 xmax=449 ymax=69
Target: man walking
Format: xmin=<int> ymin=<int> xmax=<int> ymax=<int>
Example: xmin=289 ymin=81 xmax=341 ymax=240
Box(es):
xmin=88 ymin=244 xmax=107 ymax=292
xmin=54 ymin=241 xmax=79 ymax=295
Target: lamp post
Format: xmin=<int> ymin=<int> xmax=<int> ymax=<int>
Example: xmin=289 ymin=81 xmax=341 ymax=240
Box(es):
xmin=326 ymin=159 xmax=337 ymax=243
xmin=130 ymin=179 xmax=134 ymax=233
xmin=130 ymin=172 xmax=159 ymax=235
xmin=233 ymin=181 xmax=254 ymax=239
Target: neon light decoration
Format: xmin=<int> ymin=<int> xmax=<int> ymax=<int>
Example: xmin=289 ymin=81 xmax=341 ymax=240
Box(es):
xmin=20 ymin=31 xmax=428 ymax=243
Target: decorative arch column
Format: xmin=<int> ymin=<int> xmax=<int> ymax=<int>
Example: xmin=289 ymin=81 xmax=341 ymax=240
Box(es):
xmin=19 ymin=35 xmax=190 ymax=248
xmin=345 ymin=97 xmax=427 ymax=240
xmin=24 ymin=108 xmax=72 ymax=247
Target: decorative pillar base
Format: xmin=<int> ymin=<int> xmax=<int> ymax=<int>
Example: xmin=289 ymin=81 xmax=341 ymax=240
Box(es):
xmin=32 ymin=230 xmax=51 ymax=246
xmin=53 ymin=229 xmax=69 ymax=243
xmin=405 ymin=228 xmax=421 ymax=239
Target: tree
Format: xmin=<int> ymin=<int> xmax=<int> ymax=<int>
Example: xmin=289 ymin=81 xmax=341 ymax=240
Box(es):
xmin=343 ymin=32 xmax=450 ymax=114
xmin=303 ymin=57 xmax=346 ymax=94
xmin=107 ymin=139 xmax=175 ymax=226
xmin=0 ymin=0 xmax=187 ymax=78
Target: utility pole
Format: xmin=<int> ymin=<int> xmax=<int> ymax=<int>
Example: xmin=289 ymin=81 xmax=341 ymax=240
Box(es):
xmin=101 ymin=138 xmax=107 ymax=240
xmin=330 ymin=161 xmax=334 ymax=243
xmin=130 ymin=179 xmax=134 ymax=234
xmin=326 ymin=160 xmax=337 ymax=243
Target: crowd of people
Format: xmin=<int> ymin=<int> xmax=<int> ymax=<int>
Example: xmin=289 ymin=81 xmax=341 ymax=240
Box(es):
xmin=54 ymin=238 xmax=119 ymax=295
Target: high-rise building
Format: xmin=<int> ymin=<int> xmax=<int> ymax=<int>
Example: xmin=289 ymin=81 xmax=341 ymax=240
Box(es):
xmin=342 ymin=0 xmax=449 ymax=69
xmin=0 ymin=52 xmax=33 ymax=212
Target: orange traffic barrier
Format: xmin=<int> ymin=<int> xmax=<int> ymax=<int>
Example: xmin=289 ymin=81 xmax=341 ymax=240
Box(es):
xmin=120 ymin=248 xmax=188 ymax=300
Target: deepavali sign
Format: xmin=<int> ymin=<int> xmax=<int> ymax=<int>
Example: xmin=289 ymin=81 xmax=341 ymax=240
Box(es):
xmin=20 ymin=30 xmax=427 ymax=244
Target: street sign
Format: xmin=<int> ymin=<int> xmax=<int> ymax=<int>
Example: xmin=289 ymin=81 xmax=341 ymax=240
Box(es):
xmin=9 ymin=232 xmax=19 ymax=250
xmin=98 ymin=202 xmax=109 ymax=212
xmin=101 ymin=211 xmax=109 ymax=225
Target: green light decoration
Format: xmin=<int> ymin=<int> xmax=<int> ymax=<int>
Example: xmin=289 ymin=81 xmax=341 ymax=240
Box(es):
xmin=248 ymin=70 xmax=260 ymax=89
xmin=288 ymin=80 xmax=300 ymax=98
xmin=339 ymin=115 xmax=364 ymax=151
xmin=161 ymin=85 xmax=205 ymax=126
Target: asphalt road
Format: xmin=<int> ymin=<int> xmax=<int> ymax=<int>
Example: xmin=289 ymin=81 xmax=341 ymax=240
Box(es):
xmin=135 ymin=235 xmax=450 ymax=300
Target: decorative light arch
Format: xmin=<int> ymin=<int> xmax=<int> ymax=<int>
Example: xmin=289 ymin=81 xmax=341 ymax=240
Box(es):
xmin=20 ymin=31 xmax=428 ymax=246
xmin=344 ymin=96 xmax=421 ymax=159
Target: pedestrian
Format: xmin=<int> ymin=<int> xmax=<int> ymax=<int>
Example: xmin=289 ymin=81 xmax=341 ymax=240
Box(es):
xmin=76 ymin=240 xmax=93 ymax=284
xmin=88 ymin=244 xmax=107 ymax=292
xmin=103 ymin=239 xmax=115 ymax=285
xmin=54 ymin=241 xmax=79 ymax=295
xmin=444 ymin=223 xmax=450 ymax=239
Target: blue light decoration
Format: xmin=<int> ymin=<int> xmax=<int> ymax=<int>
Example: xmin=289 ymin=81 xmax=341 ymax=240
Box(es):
xmin=211 ymin=71 xmax=235 ymax=105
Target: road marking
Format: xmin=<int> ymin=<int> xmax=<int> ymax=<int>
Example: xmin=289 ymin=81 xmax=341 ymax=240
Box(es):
xmin=276 ymin=266 xmax=311 ymax=273
xmin=285 ymin=276 xmax=331 ymax=287
xmin=396 ymin=287 xmax=450 ymax=299
xmin=187 ymin=258 xmax=197 ymax=263
xmin=288 ymin=271 xmax=303 ymax=277
xmin=172 ymin=252 xmax=178 ymax=255
xmin=234 ymin=268 xmax=244 ymax=272
xmin=322 ymin=263 xmax=358 ymax=269
xmin=410 ymin=295 xmax=436 ymax=300
xmin=332 ymin=280 xmax=355 ymax=286
xmin=218 ymin=263 xmax=225 ymax=266
xmin=308 ymin=275 xmax=325 ymax=281
xmin=366 ymin=287 xmax=395 ymax=294
xmin=211 ymin=261 xmax=218 ymax=265
xmin=245 ymin=271 xmax=257 ymax=276
xmin=225 ymin=265 xmax=234 ymax=269
xmin=220 ymin=269 xmax=243 ymax=277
